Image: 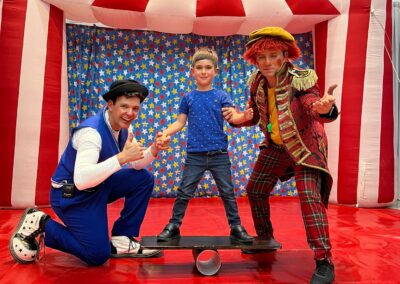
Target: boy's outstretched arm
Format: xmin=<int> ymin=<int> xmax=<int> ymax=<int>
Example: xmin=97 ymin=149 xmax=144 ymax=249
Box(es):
xmin=222 ymin=107 xmax=253 ymax=124
xmin=158 ymin=113 xmax=188 ymax=147
xmin=164 ymin=113 xmax=188 ymax=136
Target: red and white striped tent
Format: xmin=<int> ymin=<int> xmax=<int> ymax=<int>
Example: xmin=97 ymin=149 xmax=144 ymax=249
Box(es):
xmin=0 ymin=0 xmax=397 ymax=208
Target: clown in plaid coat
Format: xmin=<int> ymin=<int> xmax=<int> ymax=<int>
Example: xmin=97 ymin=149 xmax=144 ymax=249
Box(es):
xmin=223 ymin=27 xmax=338 ymax=284
xmin=242 ymin=63 xmax=339 ymax=207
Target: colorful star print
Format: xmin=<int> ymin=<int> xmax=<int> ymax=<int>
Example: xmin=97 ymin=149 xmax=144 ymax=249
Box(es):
xmin=67 ymin=24 xmax=314 ymax=197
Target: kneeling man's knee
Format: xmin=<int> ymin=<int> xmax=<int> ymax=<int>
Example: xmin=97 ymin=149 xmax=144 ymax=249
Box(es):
xmin=84 ymin=247 xmax=110 ymax=266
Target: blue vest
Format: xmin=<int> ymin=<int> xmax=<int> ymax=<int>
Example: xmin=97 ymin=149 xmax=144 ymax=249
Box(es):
xmin=51 ymin=108 xmax=128 ymax=188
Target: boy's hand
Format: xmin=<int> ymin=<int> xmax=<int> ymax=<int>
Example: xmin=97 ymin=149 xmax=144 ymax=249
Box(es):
xmin=150 ymin=132 xmax=171 ymax=156
xmin=222 ymin=107 xmax=252 ymax=124
xmin=157 ymin=131 xmax=171 ymax=150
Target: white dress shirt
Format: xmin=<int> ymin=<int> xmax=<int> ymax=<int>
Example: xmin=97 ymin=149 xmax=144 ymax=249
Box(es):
xmin=63 ymin=110 xmax=155 ymax=190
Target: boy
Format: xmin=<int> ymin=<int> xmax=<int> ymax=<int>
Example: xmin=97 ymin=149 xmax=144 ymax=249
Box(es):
xmin=157 ymin=48 xmax=253 ymax=243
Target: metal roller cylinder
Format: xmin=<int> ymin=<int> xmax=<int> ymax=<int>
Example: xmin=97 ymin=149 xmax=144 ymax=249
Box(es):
xmin=192 ymin=249 xmax=222 ymax=276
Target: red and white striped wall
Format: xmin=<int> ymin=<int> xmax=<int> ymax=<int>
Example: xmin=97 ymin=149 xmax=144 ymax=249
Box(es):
xmin=315 ymin=0 xmax=396 ymax=207
xmin=0 ymin=0 xmax=396 ymax=208
xmin=0 ymin=0 xmax=68 ymax=208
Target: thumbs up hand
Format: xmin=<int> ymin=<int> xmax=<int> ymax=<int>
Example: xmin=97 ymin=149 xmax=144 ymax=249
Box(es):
xmin=117 ymin=133 xmax=147 ymax=165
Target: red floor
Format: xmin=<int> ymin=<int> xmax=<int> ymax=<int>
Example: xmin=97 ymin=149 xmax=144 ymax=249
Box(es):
xmin=1 ymin=197 xmax=399 ymax=283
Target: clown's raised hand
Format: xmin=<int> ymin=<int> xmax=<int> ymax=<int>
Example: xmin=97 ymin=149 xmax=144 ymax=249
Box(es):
xmin=313 ymin=84 xmax=337 ymax=114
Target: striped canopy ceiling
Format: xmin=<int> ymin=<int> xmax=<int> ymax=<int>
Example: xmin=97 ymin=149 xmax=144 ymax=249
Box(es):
xmin=43 ymin=0 xmax=341 ymax=35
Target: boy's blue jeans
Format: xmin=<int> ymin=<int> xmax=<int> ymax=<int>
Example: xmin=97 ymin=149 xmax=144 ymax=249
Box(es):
xmin=169 ymin=150 xmax=241 ymax=227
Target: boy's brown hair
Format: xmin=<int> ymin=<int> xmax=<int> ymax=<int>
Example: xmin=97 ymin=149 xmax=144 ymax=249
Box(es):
xmin=192 ymin=47 xmax=218 ymax=68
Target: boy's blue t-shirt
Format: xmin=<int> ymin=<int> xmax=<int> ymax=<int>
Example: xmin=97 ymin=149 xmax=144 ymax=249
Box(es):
xmin=179 ymin=89 xmax=234 ymax=153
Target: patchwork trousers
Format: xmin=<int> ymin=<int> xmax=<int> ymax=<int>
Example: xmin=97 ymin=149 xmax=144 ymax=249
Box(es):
xmin=246 ymin=144 xmax=332 ymax=260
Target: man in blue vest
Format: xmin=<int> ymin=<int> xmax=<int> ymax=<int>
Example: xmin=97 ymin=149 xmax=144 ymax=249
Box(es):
xmin=9 ymin=79 xmax=170 ymax=266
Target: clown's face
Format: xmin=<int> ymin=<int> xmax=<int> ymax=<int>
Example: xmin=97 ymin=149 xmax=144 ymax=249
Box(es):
xmin=255 ymin=49 xmax=287 ymax=85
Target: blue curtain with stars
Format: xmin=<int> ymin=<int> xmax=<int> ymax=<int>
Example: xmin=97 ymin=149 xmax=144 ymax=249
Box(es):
xmin=66 ymin=24 xmax=315 ymax=198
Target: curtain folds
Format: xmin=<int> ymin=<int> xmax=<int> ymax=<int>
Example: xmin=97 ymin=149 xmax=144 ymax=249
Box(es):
xmin=393 ymin=0 xmax=400 ymax=207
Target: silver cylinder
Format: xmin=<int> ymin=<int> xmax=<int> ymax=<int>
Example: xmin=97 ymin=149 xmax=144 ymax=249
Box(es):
xmin=192 ymin=249 xmax=222 ymax=276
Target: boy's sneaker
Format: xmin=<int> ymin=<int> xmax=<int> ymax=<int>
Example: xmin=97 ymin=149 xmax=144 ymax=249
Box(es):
xmin=310 ymin=259 xmax=335 ymax=284
xmin=110 ymin=236 xmax=161 ymax=258
xmin=9 ymin=208 xmax=49 ymax=263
